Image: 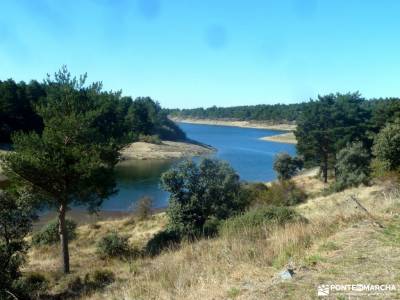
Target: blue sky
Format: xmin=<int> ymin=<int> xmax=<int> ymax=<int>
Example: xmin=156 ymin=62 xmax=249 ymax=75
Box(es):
xmin=1 ymin=0 xmax=400 ymax=108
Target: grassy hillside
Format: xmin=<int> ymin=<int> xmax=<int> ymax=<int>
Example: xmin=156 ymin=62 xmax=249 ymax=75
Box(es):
xmin=24 ymin=171 xmax=400 ymax=299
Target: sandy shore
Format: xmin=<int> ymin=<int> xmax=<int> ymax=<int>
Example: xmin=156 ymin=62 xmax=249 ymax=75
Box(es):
xmin=0 ymin=141 xmax=215 ymax=183
xmin=259 ymin=132 xmax=297 ymax=144
xmin=120 ymin=140 xmax=215 ymax=160
xmin=171 ymin=117 xmax=296 ymax=131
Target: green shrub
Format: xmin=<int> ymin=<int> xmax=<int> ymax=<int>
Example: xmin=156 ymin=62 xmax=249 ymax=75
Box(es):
xmin=87 ymin=269 xmax=115 ymax=289
xmin=67 ymin=275 xmax=85 ymax=293
xmin=332 ymin=142 xmax=370 ymax=191
xmin=372 ymin=119 xmax=400 ymax=172
xmin=13 ymin=272 xmax=48 ymax=298
xmin=240 ymin=182 xmax=269 ymax=206
xmin=134 ymin=196 xmax=153 ymax=220
xmin=0 ymin=190 xmax=36 ymax=299
xmin=32 ymin=219 xmax=77 ymax=246
xmin=67 ymin=269 xmax=115 ymax=294
xmin=145 ymin=229 xmax=181 ymax=257
xmin=220 ymin=206 xmax=306 ymax=236
xmin=202 ymin=216 xmax=221 ymax=237
xmin=266 ymin=180 xmax=307 ymax=206
xmin=138 ymin=134 xmax=162 ymax=144
xmin=161 ymin=158 xmax=247 ymax=238
xmin=96 ymin=232 xmax=131 ymax=259
xmin=273 ymin=152 xmax=303 ymax=180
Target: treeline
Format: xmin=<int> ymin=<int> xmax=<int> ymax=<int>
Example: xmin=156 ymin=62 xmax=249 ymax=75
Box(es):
xmin=167 ymin=103 xmax=304 ymax=122
xmin=167 ymin=97 xmax=400 ymax=125
xmin=0 ymin=76 xmax=185 ymax=144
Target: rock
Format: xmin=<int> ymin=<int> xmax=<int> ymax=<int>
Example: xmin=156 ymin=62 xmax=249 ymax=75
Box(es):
xmin=279 ymin=269 xmax=294 ymax=280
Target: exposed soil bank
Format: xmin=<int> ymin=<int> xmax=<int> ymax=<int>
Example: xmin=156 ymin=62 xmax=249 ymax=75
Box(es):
xmin=171 ymin=117 xmax=296 ymax=131
xmin=259 ymin=132 xmax=297 ymax=144
xmin=120 ymin=140 xmax=215 ymax=160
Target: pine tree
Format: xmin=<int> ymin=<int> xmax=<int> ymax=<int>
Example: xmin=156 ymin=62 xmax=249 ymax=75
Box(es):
xmin=1 ymin=67 xmax=127 ymax=273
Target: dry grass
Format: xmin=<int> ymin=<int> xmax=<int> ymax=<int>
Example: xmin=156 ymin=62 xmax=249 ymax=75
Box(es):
xmin=24 ymin=173 xmax=400 ymax=299
xmin=25 ymin=213 xmax=168 ymax=295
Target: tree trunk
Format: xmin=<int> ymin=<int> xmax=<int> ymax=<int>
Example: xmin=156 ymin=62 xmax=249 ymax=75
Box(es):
xmin=58 ymin=203 xmax=70 ymax=273
xmin=322 ymin=153 xmax=328 ymax=183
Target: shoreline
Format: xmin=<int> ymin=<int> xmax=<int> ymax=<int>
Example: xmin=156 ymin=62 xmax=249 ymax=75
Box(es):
xmin=171 ymin=117 xmax=296 ymax=131
xmin=259 ymin=132 xmax=297 ymax=144
xmin=171 ymin=117 xmax=298 ymax=144
xmin=120 ymin=140 xmax=215 ymax=160
xmin=0 ymin=140 xmax=215 ymax=182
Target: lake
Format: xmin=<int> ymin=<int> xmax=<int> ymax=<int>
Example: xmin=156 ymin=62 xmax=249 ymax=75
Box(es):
xmin=100 ymin=123 xmax=296 ymax=211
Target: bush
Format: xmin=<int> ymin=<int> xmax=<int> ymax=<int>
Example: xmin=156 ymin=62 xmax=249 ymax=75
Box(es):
xmin=32 ymin=219 xmax=77 ymax=246
xmin=138 ymin=134 xmax=162 ymax=144
xmin=241 ymin=181 xmax=307 ymax=207
xmin=266 ymin=181 xmax=307 ymax=206
xmin=202 ymin=216 xmax=221 ymax=237
xmin=96 ymin=232 xmax=131 ymax=259
xmin=161 ymin=158 xmax=247 ymax=238
xmin=87 ymin=269 xmax=115 ymax=289
xmin=372 ymin=119 xmax=400 ymax=172
xmin=0 ymin=190 xmax=36 ymax=298
xmin=13 ymin=272 xmax=48 ymax=298
xmin=67 ymin=269 xmax=114 ymax=294
xmin=333 ymin=142 xmax=370 ymax=191
xmin=145 ymin=229 xmax=181 ymax=257
xmin=220 ymin=206 xmax=306 ymax=236
xmin=273 ymin=152 xmax=303 ymax=180
xmin=240 ymin=182 xmax=269 ymax=206
xmin=134 ymin=196 xmax=153 ymax=220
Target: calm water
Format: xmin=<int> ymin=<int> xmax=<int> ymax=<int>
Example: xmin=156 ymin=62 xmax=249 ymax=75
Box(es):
xmin=101 ymin=123 xmax=296 ymax=211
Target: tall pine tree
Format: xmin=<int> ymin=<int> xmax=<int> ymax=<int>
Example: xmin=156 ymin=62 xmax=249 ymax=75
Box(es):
xmin=1 ymin=67 xmax=128 ymax=273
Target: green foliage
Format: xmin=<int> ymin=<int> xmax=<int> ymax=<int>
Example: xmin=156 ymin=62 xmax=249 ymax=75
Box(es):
xmin=295 ymin=93 xmax=370 ymax=182
xmin=273 ymin=152 xmax=303 ymax=180
xmin=240 ymin=182 xmax=270 ymax=206
xmin=368 ymin=98 xmax=400 ymax=133
xmin=219 ymin=206 xmax=306 ymax=236
xmin=145 ymin=229 xmax=181 ymax=256
xmin=161 ymin=158 xmax=246 ymax=238
xmin=266 ymin=181 xmax=307 ymax=206
xmin=96 ymin=232 xmax=131 ymax=259
xmin=167 ymin=103 xmax=304 ymax=122
xmin=32 ymin=219 xmax=77 ymax=246
xmin=127 ymin=97 xmax=186 ymax=141
xmin=1 ymin=67 xmax=130 ymax=273
xmin=0 ymin=78 xmax=186 ymax=144
xmin=0 ymin=67 xmax=187 ymax=273
xmin=138 ymin=134 xmax=162 ymax=144
xmin=13 ymin=272 xmax=48 ymax=299
xmin=332 ymin=142 xmax=370 ymax=191
xmin=88 ymin=269 xmax=115 ymax=288
xmin=168 ymin=97 xmax=400 ymax=134
xmin=0 ymin=79 xmax=44 ymax=143
xmin=0 ymin=189 xmax=36 ymax=299
xmin=134 ymin=196 xmax=153 ymax=221
xmin=67 ymin=269 xmax=115 ymax=294
xmin=372 ymin=119 xmax=400 ymax=172
xmin=202 ymin=216 xmax=221 ymax=237
xmin=244 ymin=181 xmax=307 ymax=207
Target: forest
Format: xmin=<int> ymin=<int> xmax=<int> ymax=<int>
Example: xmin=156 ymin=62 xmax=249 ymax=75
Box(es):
xmin=167 ymin=96 xmax=400 ymax=125
xmin=0 ymin=73 xmax=185 ymax=144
